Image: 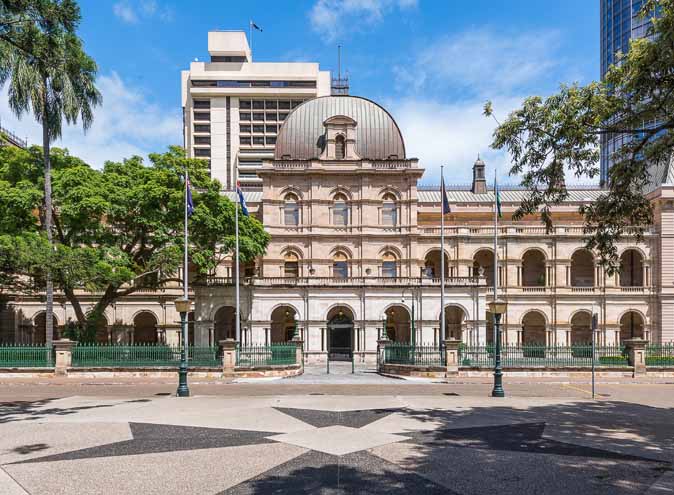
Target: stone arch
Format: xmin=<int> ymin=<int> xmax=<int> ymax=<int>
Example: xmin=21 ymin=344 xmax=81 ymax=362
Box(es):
xmin=570 ymin=249 xmax=595 ymax=287
xmin=522 ymin=248 xmax=546 ymax=287
xmin=325 ymin=303 xmax=357 ymax=322
xmin=32 ymin=312 xmax=59 ymax=344
xmin=213 ymin=305 xmax=236 ymax=342
xmin=441 ymin=305 xmax=467 ymax=340
xmin=383 ymin=304 xmax=411 ymax=342
xmin=133 ymin=311 xmax=158 ymax=344
xmin=570 ymin=310 xmax=593 ymax=345
xmin=270 ymin=305 xmax=298 ymax=342
xmin=279 ymin=186 xmax=304 ymax=201
xmin=378 ymin=187 xmax=402 ymax=201
xmin=619 ymin=310 xmax=645 ymax=341
xmin=330 ymin=245 xmax=354 ymax=259
xmin=472 ymin=248 xmax=494 ymax=286
xmin=326 ymin=305 xmax=355 ymax=361
xmin=619 ymin=248 xmax=644 ymax=287
xmin=521 ymin=310 xmax=547 ymax=345
xmin=329 ymin=186 xmax=353 ymax=201
xmin=423 ymin=248 xmax=449 ymax=278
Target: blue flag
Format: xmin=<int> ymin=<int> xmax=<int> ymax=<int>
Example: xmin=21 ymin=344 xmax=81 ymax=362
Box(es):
xmin=186 ymin=175 xmax=195 ymax=217
xmin=236 ymin=182 xmax=249 ymax=216
xmin=441 ymin=176 xmax=451 ymax=215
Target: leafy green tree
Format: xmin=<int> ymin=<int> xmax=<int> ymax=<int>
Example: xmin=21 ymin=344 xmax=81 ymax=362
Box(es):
xmin=0 ymin=0 xmax=101 ymax=343
xmin=0 ymin=146 xmax=270 ymax=335
xmin=484 ymin=0 xmax=671 ymax=273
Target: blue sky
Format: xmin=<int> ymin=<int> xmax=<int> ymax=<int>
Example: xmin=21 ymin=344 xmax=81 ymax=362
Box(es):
xmin=0 ymin=0 xmax=599 ymax=184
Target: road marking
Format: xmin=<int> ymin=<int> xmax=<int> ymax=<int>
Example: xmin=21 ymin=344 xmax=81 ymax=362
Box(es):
xmin=560 ymin=383 xmax=606 ymax=399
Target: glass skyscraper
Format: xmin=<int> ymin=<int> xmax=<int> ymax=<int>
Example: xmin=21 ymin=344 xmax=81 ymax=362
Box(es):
xmin=600 ymin=0 xmax=654 ymax=184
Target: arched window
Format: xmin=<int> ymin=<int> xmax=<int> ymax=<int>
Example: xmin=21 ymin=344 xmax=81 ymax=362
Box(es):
xmin=620 ymin=249 xmax=644 ymax=287
xmin=333 ymin=251 xmax=349 ymax=279
xmin=284 ymin=193 xmax=299 ymax=226
xmin=570 ymin=249 xmax=595 ymax=287
xmin=333 ymin=193 xmax=349 ymax=226
xmin=522 ymin=249 xmax=546 ymax=287
xmin=472 ymin=249 xmax=494 ymax=286
xmin=335 ymin=135 xmax=346 ymax=159
xmin=284 ymin=252 xmax=299 ymax=278
xmin=382 ymin=193 xmax=397 ymax=226
xmin=382 ymin=251 xmax=397 ymax=278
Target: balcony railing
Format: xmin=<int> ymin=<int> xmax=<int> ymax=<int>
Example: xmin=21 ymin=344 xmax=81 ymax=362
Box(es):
xmin=201 ymin=276 xmax=485 ymax=287
xmin=419 ymin=225 xmax=654 ymax=237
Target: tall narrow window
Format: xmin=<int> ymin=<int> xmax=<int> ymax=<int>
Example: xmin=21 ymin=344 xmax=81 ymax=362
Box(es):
xmin=333 ymin=252 xmax=348 ymax=279
xmin=382 ymin=252 xmax=397 ymax=278
xmin=382 ymin=193 xmax=398 ymax=226
xmin=335 ymin=135 xmax=346 ymax=159
xmin=284 ymin=193 xmax=299 ymax=226
xmin=284 ymin=252 xmax=299 ymax=278
xmin=333 ymin=193 xmax=348 ymax=226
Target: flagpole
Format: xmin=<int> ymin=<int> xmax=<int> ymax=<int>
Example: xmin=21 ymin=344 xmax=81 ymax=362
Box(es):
xmin=493 ymin=170 xmax=498 ymax=348
xmin=249 ymin=20 xmax=253 ymax=57
xmin=440 ymin=166 xmax=446 ymax=342
xmin=235 ymin=187 xmax=241 ymax=344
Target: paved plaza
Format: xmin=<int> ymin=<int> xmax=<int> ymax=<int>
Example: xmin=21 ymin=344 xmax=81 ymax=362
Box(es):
xmin=0 ymin=373 xmax=673 ymax=494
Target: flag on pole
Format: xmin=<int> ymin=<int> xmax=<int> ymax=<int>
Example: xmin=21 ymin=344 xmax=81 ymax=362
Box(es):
xmin=494 ymin=177 xmax=502 ymax=218
xmin=236 ymin=181 xmax=249 ymax=216
xmin=186 ymin=175 xmax=195 ymax=217
xmin=441 ymin=176 xmax=451 ymax=214
xmin=250 ymin=21 xmax=263 ymax=32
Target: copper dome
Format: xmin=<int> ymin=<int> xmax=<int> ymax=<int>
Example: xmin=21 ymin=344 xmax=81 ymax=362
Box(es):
xmin=274 ymin=95 xmax=406 ymax=160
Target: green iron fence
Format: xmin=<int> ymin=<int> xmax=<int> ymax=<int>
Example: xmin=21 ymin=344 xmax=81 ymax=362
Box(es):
xmin=71 ymin=344 xmax=220 ymax=368
xmin=383 ymin=343 xmax=445 ymax=367
xmin=0 ymin=344 xmax=53 ymax=367
xmin=459 ymin=343 xmax=629 ymax=368
xmin=236 ymin=343 xmax=296 ymax=367
xmin=646 ymin=343 xmax=674 ymax=367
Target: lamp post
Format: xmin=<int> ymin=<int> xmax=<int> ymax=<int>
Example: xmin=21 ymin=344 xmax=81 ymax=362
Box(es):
xmin=402 ymin=288 xmax=415 ymax=346
xmin=488 ymin=299 xmax=507 ymax=398
xmin=174 ymin=297 xmax=191 ymax=397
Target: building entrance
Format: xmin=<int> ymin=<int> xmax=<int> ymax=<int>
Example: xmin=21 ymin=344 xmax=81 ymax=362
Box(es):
xmin=327 ymin=313 xmax=353 ymax=361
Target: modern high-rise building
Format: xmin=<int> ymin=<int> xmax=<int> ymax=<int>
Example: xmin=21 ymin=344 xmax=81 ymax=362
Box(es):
xmin=181 ymin=31 xmax=331 ymax=190
xmin=600 ymin=0 xmax=656 ymax=184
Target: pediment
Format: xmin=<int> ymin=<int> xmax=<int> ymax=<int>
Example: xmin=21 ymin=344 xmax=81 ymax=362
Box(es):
xmin=323 ymin=115 xmax=358 ymax=127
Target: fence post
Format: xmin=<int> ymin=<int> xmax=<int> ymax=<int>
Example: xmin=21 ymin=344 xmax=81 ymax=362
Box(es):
xmin=292 ymin=337 xmax=304 ymax=370
xmin=53 ymin=339 xmax=76 ymax=376
xmin=377 ymin=338 xmax=390 ymax=371
xmin=444 ymin=339 xmax=461 ymax=376
xmin=624 ymin=338 xmax=648 ymax=376
xmin=220 ymin=339 xmax=237 ymax=374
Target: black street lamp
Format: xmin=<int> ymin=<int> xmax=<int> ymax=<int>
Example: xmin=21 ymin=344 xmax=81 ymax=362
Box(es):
xmin=488 ymin=299 xmax=507 ymax=398
xmin=175 ymin=297 xmax=191 ymax=397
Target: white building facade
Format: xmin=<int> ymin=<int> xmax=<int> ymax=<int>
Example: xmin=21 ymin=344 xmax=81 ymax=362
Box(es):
xmin=181 ymin=31 xmax=331 ymax=190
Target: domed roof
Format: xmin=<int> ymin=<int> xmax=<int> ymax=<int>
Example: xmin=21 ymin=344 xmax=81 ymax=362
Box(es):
xmin=274 ymin=95 xmax=406 ymax=160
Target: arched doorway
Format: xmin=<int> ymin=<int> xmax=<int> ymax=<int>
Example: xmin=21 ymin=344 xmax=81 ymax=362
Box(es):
xmin=570 ymin=311 xmax=592 ymax=345
xmin=522 ymin=311 xmax=546 ymax=344
xmin=423 ymin=250 xmax=449 ymax=278
xmin=327 ymin=306 xmax=354 ymax=361
xmin=270 ymin=306 xmax=298 ymax=342
xmin=133 ymin=312 xmax=158 ymax=344
xmin=443 ymin=305 xmax=466 ymax=340
xmin=214 ymin=306 xmax=236 ymax=342
xmin=620 ymin=249 xmax=644 ymax=287
xmin=571 ymin=249 xmax=595 ymax=287
xmin=473 ymin=249 xmax=494 ymax=286
xmin=522 ymin=249 xmax=546 ymax=287
xmin=33 ymin=312 xmax=58 ymax=344
xmin=620 ymin=311 xmax=644 ymax=341
xmin=383 ymin=305 xmax=411 ymax=343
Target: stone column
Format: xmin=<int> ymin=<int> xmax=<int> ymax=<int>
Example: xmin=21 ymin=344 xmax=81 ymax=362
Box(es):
xmin=444 ymin=339 xmax=461 ymax=375
xmin=220 ymin=338 xmax=237 ymax=374
xmin=377 ymin=338 xmax=391 ymax=370
xmin=293 ymin=338 xmax=304 ymax=370
xmin=624 ymin=338 xmax=648 ymax=376
xmin=53 ymin=339 xmax=76 ymax=376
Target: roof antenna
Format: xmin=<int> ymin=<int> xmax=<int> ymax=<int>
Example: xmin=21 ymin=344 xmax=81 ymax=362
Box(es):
xmin=331 ymin=44 xmax=349 ymax=95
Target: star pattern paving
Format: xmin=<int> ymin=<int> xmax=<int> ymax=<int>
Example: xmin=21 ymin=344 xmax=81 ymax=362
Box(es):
xmin=9 ymin=407 xmax=672 ymax=494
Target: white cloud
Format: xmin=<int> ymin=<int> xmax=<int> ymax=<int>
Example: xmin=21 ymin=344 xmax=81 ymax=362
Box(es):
xmin=113 ymin=1 xmax=173 ymax=25
xmin=112 ymin=2 xmax=138 ymax=24
xmin=388 ymin=96 xmax=522 ymax=185
xmin=395 ymin=28 xmax=561 ymax=97
xmin=0 ymin=72 xmax=181 ymax=167
xmin=310 ymin=0 xmax=417 ymax=42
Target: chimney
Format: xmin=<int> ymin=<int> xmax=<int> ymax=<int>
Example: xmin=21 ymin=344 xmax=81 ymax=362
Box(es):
xmin=472 ymin=154 xmax=487 ymax=194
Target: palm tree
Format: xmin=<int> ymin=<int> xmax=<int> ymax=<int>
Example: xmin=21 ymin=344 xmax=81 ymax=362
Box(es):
xmin=0 ymin=7 xmax=101 ymax=344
